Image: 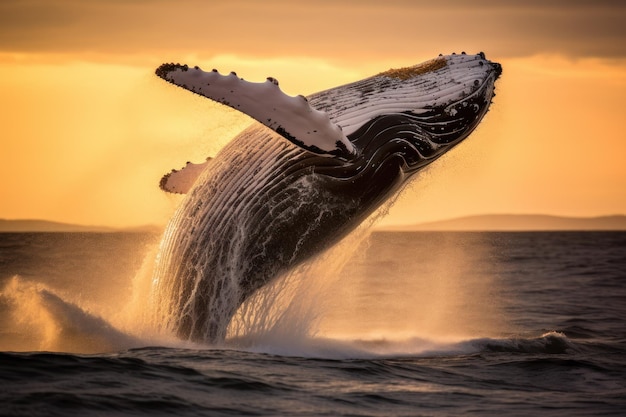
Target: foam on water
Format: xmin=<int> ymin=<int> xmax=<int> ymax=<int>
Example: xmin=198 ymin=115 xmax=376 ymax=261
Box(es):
xmin=234 ymin=331 xmax=577 ymax=360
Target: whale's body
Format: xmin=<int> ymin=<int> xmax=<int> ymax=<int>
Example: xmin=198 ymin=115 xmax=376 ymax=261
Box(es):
xmin=152 ymin=53 xmax=502 ymax=342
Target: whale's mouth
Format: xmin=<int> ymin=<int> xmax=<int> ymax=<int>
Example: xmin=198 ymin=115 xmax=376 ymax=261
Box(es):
xmin=403 ymin=76 xmax=499 ymax=173
xmin=416 ymin=67 xmax=499 ymax=146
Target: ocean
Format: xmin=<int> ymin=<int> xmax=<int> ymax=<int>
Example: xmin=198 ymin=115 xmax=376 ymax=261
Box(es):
xmin=0 ymin=231 xmax=625 ymax=416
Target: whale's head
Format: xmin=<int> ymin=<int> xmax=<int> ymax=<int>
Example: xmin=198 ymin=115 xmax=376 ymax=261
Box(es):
xmin=310 ymin=52 xmax=502 ymax=173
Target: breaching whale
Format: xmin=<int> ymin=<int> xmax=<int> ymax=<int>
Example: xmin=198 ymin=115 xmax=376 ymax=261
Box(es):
xmin=152 ymin=53 xmax=502 ymax=343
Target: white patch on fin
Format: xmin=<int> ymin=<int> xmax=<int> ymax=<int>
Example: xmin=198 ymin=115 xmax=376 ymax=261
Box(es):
xmin=155 ymin=64 xmax=357 ymax=160
xmin=160 ymin=159 xmax=211 ymax=194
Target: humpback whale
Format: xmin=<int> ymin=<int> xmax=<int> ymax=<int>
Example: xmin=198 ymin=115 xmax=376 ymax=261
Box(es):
xmin=152 ymin=53 xmax=502 ymax=343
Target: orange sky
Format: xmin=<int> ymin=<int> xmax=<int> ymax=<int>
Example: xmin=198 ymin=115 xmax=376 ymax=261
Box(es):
xmin=1 ymin=1 xmax=625 ymax=228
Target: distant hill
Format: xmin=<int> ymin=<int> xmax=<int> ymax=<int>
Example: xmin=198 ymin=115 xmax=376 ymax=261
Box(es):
xmin=3 ymin=215 xmax=625 ymax=233
xmin=379 ymin=214 xmax=626 ymax=231
xmin=0 ymin=219 xmax=160 ymax=233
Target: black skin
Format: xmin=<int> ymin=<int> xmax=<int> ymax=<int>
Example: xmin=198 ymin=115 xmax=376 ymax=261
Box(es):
xmin=241 ymin=98 xmax=494 ymax=291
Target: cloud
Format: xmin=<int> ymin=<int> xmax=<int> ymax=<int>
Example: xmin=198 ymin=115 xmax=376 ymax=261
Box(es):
xmin=0 ymin=0 xmax=624 ymax=61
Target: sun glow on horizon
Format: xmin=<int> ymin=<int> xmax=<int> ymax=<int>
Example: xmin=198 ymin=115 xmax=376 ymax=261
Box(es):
xmin=2 ymin=0 xmax=624 ymax=227
xmin=0 ymin=11 xmax=626 ymax=226
xmin=1 ymin=51 xmax=625 ymax=227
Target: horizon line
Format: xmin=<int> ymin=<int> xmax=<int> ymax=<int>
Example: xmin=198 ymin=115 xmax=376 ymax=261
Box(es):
xmin=1 ymin=213 xmax=625 ymax=233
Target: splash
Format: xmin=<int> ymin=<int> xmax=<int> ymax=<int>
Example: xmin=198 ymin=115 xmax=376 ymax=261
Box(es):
xmin=142 ymin=165 xmax=509 ymax=353
xmin=0 ymin=188 xmax=507 ymax=356
xmin=0 ymin=276 xmax=138 ymax=353
xmin=225 ymin=223 xmax=374 ymax=347
xmin=214 ymin=193 xmax=507 ymax=354
xmin=0 ymin=222 xmax=510 ymax=357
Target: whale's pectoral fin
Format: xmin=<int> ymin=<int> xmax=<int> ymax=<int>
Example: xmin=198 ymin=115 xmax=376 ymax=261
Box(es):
xmin=155 ymin=63 xmax=358 ymax=161
xmin=160 ymin=158 xmax=211 ymax=194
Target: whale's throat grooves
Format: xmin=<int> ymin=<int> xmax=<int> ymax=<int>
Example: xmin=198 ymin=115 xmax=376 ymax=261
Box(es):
xmin=152 ymin=129 xmax=366 ymax=341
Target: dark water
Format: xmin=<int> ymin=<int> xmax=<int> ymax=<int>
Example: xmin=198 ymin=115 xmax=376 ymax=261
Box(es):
xmin=1 ymin=231 xmax=625 ymax=416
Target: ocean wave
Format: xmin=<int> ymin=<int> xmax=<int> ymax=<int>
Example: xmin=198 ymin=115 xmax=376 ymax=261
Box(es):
xmin=0 ymin=276 xmax=141 ymax=353
xmin=225 ymin=330 xmax=585 ymax=360
xmin=0 ymin=276 xmax=591 ymax=360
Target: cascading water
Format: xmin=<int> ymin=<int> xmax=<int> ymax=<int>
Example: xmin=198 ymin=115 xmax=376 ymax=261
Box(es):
xmin=147 ymin=128 xmax=371 ymax=343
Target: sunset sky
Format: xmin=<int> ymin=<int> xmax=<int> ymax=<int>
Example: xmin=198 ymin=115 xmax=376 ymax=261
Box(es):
xmin=1 ymin=0 xmax=625 ymax=228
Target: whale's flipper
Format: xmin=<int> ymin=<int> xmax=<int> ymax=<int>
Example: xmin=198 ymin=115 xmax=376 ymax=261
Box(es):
xmin=155 ymin=64 xmax=357 ymax=160
xmin=160 ymin=159 xmax=211 ymax=194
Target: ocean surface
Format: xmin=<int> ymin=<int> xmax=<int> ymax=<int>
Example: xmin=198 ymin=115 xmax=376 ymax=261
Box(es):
xmin=0 ymin=231 xmax=625 ymax=416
